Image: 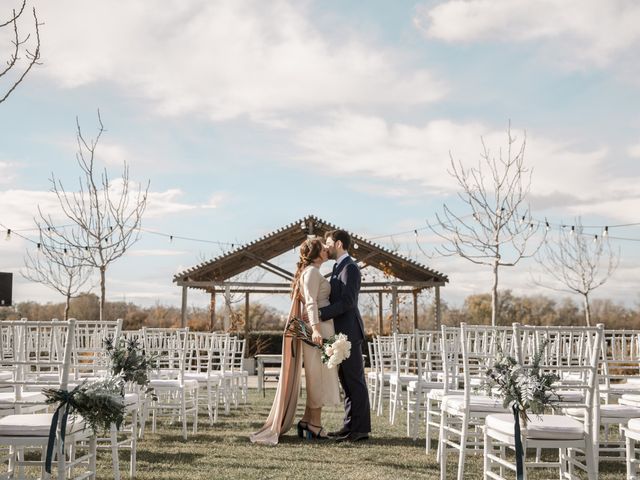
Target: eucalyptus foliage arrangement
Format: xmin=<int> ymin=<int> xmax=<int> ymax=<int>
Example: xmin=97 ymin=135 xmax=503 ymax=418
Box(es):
xmin=104 ymin=336 xmax=156 ymax=389
xmin=43 ymin=375 xmax=126 ymax=432
xmin=480 ymin=339 xmax=560 ymax=427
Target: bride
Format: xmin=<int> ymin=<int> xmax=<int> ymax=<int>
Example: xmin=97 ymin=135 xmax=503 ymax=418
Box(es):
xmin=250 ymin=238 xmax=340 ymax=445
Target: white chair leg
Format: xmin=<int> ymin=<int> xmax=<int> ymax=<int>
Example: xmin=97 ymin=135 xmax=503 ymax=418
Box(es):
xmin=89 ymin=435 xmax=97 ymax=480
xmin=457 ymin=415 xmax=468 ymax=480
xmin=130 ymin=409 xmax=138 ymax=478
xmin=110 ymin=423 xmax=121 ymax=480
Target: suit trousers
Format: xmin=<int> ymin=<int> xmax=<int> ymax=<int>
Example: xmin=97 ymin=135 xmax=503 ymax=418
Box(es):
xmin=338 ymin=339 xmax=371 ymax=433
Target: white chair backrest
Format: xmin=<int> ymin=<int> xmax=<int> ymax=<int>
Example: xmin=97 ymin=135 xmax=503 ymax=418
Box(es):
xmin=142 ymin=327 xmax=189 ymax=383
xmin=0 ymin=320 xmax=76 ymax=411
xmin=513 ymin=323 xmax=604 ymax=415
xmin=601 ymin=329 xmax=640 ymax=385
xmin=414 ymin=330 xmax=442 ymax=382
xmin=70 ymin=318 xmax=123 ymax=380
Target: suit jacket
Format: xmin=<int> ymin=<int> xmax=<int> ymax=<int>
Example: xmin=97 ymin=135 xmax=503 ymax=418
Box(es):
xmin=319 ymin=256 xmax=365 ymax=342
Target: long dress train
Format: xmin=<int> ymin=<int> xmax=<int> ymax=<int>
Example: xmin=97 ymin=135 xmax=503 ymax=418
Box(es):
xmin=249 ymin=286 xmax=304 ymax=445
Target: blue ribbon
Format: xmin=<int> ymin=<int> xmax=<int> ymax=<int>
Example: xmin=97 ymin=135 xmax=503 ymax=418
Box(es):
xmin=513 ymin=405 xmax=524 ymax=480
xmin=45 ymin=391 xmax=74 ymax=474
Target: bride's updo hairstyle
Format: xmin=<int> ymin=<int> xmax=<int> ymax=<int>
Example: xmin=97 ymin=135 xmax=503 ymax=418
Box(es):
xmin=291 ymin=238 xmax=324 ymax=296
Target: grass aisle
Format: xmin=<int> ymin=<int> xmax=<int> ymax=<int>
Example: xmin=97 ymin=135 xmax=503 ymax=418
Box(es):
xmin=95 ymin=389 xmax=625 ymax=479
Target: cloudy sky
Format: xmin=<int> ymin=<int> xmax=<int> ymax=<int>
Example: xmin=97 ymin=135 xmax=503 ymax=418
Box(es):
xmin=1 ymin=0 xmax=639 ymax=313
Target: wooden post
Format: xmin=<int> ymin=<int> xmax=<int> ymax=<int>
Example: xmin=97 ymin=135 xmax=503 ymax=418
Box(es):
xmin=224 ymin=284 xmax=231 ymax=331
xmin=412 ymin=290 xmax=418 ymax=331
xmin=391 ymin=286 xmax=398 ymax=334
xmin=181 ymin=285 xmax=188 ymax=328
xmin=244 ymin=292 xmax=250 ymax=337
xmin=378 ymin=292 xmax=383 ymax=334
xmin=209 ymin=288 xmax=216 ymax=332
xmin=435 ymin=285 xmax=441 ymax=331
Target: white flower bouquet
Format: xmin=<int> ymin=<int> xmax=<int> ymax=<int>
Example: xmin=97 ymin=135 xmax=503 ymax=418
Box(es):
xmin=286 ymin=317 xmax=352 ymax=368
xmin=321 ymin=333 xmax=351 ymax=369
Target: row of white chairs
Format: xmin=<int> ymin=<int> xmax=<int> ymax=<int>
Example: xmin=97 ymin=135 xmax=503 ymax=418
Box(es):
xmin=368 ymin=325 xmax=640 ymax=480
xmin=0 ymin=319 xmax=250 ymax=479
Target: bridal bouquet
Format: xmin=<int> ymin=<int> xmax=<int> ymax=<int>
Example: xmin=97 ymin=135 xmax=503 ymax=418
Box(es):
xmin=286 ymin=317 xmax=352 ymax=369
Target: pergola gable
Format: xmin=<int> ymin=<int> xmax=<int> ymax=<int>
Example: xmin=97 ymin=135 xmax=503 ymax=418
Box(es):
xmin=173 ymin=214 xmax=448 ymax=286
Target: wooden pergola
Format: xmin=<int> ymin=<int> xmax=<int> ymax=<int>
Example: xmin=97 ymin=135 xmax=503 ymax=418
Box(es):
xmin=173 ymin=215 xmax=448 ymax=333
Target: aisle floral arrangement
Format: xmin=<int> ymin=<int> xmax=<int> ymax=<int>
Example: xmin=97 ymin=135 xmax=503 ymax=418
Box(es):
xmin=105 ymin=336 xmax=157 ymax=397
xmin=479 ymin=339 xmax=560 ymax=480
xmin=286 ymin=317 xmax=352 ymax=369
xmin=42 ymin=335 xmax=156 ymax=473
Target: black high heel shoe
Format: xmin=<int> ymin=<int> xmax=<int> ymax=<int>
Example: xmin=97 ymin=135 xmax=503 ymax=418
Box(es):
xmin=297 ymin=420 xmax=308 ymax=438
xmin=305 ymin=424 xmax=329 ymax=440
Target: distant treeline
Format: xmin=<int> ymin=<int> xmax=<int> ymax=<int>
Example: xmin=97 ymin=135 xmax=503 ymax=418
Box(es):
xmin=1 ymin=290 xmax=638 ymax=332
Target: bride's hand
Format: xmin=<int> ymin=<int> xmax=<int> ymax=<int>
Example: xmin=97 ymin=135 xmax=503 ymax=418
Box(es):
xmin=311 ymin=326 xmax=323 ymax=346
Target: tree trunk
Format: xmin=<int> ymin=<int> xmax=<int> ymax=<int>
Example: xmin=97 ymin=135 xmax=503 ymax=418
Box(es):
xmin=100 ymin=266 xmax=106 ymax=321
xmin=64 ymin=294 xmax=70 ymax=321
xmin=583 ymin=294 xmax=591 ymax=327
xmin=491 ymin=259 xmax=499 ymax=326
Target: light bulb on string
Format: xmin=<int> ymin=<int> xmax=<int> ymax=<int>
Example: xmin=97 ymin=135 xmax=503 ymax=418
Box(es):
xmin=37 ymin=242 xmax=42 ymax=250
xmin=170 ymin=235 xmax=173 ymax=243
xmin=593 ymin=235 xmax=598 ymax=243
xmin=570 ymin=226 xmax=575 ymax=235
xmin=545 ymin=219 xmax=550 ymax=231
xmin=5 ymin=229 xmax=10 ymax=241
xmin=603 ymin=226 xmax=609 ymax=237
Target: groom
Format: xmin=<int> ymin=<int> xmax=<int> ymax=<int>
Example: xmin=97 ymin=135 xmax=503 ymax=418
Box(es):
xmin=318 ymin=229 xmax=371 ymax=442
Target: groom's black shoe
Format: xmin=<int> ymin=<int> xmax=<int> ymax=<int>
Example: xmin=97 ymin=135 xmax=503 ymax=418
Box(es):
xmin=328 ymin=427 xmax=350 ymax=438
xmin=335 ymin=431 xmax=369 ymax=443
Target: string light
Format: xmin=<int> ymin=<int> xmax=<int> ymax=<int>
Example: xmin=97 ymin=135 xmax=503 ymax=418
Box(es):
xmin=570 ymin=226 xmax=575 ymax=235
xmin=5 ymin=229 xmax=10 ymax=241
xmin=603 ymin=226 xmax=609 ymax=237
xmin=545 ymin=219 xmax=550 ymax=231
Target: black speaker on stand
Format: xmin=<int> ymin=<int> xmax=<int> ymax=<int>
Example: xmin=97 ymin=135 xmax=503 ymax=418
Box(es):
xmin=0 ymin=272 xmax=13 ymax=307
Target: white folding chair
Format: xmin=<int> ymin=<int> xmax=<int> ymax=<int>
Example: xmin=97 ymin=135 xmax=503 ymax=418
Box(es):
xmin=439 ymin=324 xmax=510 ymax=480
xmin=406 ymin=330 xmax=443 ymax=440
xmin=0 ymin=320 xmax=97 ymax=480
xmin=143 ymin=327 xmax=199 ymax=440
xmin=483 ymin=323 xmax=604 ymax=480
xmin=389 ymin=333 xmax=416 ymax=425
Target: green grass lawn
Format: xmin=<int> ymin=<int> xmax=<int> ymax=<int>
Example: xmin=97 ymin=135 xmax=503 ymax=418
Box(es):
xmin=95 ymin=390 xmax=627 ymax=479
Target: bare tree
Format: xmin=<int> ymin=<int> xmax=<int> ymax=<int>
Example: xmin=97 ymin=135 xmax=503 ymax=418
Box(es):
xmin=38 ymin=112 xmax=150 ymax=320
xmin=534 ymin=218 xmax=619 ymax=326
xmin=22 ymin=225 xmax=92 ymax=320
xmin=1 ymin=1 xmax=41 ymax=105
xmin=430 ymin=126 xmax=542 ymax=326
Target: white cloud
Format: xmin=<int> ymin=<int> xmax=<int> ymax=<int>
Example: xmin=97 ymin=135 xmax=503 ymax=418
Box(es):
xmin=36 ymin=0 xmax=446 ymax=122
xmin=0 ymin=186 xmax=221 ymax=232
xmin=415 ymin=0 xmax=640 ymax=69
xmin=628 ymin=143 xmax=640 ymax=158
xmin=0 ymin=162 xmax=18 ymax=185
xmin=294 ymin=112 xmax=612 ymax=204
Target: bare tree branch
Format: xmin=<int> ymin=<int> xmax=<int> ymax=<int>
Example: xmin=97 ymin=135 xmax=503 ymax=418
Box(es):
xmin=40 ymin=112 xmax=150 ymax=320
xmin=0 ymin=1 xmax=42 ymax=104
xmin=22 ymin=221 xmax=93 ymax=320
xmin=430 ymin=124 xmax=544 ymax=325
xmin=533 ymin=217 xmax=619 ymax=326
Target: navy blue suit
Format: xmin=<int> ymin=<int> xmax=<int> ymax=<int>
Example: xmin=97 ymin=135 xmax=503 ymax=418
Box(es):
xmin=319 ymin=256 xmax=371 ymax=434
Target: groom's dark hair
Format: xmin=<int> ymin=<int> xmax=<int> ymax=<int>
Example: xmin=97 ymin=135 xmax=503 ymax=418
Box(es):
xmin=325 ymin=229 xmax=351 ymax=251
